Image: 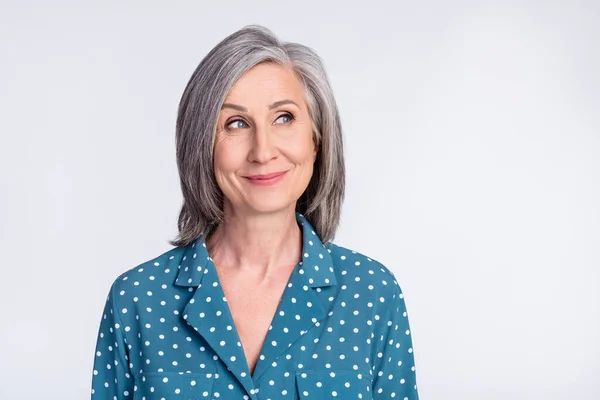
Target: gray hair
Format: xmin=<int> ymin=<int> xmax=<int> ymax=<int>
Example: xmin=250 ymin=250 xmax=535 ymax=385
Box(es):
xmin=170 ymin=25 xmax=345 ymax=247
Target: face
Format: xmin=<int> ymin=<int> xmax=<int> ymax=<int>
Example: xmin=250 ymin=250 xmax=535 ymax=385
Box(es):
xmin=213 ymin=62 xmax=317 ymax=217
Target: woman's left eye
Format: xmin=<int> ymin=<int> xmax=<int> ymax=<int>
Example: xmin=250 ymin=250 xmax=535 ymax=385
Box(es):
xmin=275 ymin=113 xmax=294 ymax=124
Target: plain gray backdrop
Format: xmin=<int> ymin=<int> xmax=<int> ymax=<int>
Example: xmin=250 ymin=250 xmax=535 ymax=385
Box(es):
xmin=0 ymin=0 xmax=598 ymax=399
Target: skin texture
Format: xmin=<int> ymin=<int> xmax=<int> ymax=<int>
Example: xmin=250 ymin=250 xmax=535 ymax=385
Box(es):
xmin=206 ymin=62 xmax=317 ymax=375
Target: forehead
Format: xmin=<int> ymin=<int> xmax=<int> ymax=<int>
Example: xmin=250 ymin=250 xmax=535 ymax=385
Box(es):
xmin=224 ymin=62 xmax=305 ymax=105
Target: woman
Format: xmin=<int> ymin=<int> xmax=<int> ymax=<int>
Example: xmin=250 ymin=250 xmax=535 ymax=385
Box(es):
xmin=91 ymin=25 xmax=419 ymax=400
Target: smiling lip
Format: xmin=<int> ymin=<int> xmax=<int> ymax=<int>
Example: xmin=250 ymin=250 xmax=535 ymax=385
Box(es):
xmin=244 ymin=171 xmax=287 ymax=186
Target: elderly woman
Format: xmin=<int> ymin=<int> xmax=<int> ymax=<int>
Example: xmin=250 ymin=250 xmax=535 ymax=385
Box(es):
xmin=91 ymin=25 xmax=419 ymax=400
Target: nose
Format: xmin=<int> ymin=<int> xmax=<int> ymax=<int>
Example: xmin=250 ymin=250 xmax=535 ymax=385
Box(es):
xmin=247 ymin=123 xmax=277 ymax=164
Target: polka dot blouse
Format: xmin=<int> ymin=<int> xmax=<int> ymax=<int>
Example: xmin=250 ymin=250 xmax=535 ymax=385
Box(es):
xmin=91 ymin=212 xmax=419 ymax=399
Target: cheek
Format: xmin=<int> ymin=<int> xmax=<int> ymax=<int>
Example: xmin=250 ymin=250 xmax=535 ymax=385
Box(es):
xmin=213 ymin=143 xmax=244 ymax=196
xmin=213 ymin=139 xmax=243 ymax=174
xmin=287 ymin=130 xmax=317 ymax=164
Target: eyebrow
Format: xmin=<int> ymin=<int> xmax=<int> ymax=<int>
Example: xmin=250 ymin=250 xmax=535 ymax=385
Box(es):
xmin=221 ymin=99 xmax=299 ymax=112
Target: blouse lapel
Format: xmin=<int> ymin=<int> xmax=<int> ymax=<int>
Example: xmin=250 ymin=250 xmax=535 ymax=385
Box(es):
xmin=173 ymin=212 xmax=338 ymax=394
xmin=175 ymin=235 xmax=256 ymax=396
xmin=251 ymin=213 xmax=338 ymax=381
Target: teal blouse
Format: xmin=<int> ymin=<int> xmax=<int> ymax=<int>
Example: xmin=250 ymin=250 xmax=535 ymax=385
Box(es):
xmin=91 ymin=212 xmax=419 ymax=399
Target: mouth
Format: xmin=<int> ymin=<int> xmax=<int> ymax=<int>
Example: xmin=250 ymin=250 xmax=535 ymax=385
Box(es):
xmin=243 ymin=171 xmax=288 ymax=186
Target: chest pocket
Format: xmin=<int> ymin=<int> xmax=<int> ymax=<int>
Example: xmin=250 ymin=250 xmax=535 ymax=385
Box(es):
xmin=295 ymin=370 xmax=373 ymax=400
xmin=134 ymin=372 xmax=214 ymax=400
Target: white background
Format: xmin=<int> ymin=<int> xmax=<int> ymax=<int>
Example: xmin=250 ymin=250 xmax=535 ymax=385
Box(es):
xmin=0 ymin=1 xmax=598 ymax=399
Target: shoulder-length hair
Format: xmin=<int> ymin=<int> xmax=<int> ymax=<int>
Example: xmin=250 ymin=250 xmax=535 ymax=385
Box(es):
xmin=170 ymin=25 xmax=345 ymax=247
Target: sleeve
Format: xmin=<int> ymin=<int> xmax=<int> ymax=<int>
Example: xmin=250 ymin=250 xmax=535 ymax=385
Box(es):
xmin=90 ymin=282 xmax=134 ymax=399
xmin=372 ymin=283 xmax=419 ymax=399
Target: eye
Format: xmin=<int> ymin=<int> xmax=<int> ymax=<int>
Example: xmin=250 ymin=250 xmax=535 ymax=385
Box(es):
xmin=275 ymin=113 xmax=294 ymax=125
xmin=226 ymin=119 xmax=249 ymax=130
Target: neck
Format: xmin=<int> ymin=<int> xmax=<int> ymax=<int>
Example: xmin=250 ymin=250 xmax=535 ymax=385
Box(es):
xmin=206 ymin=204 xmax=302 ymax=276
